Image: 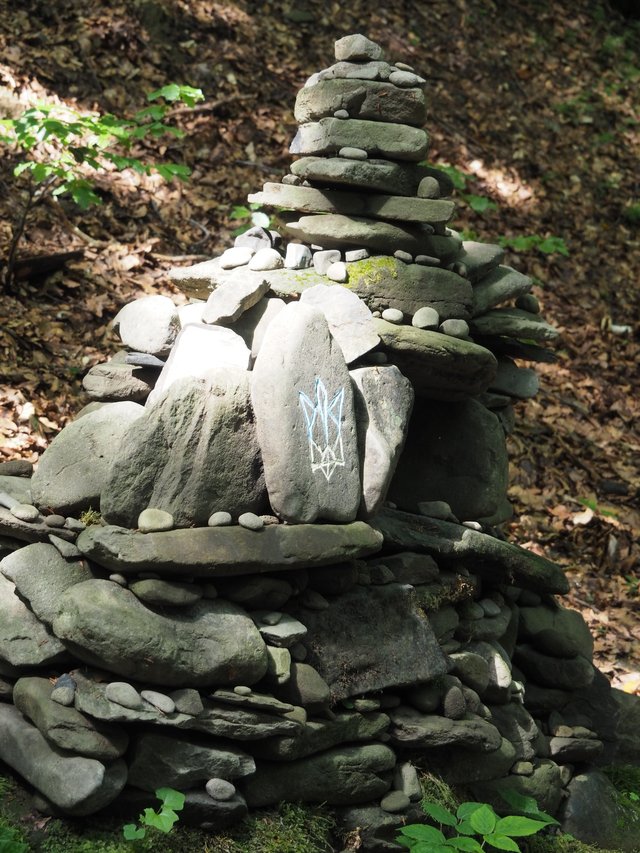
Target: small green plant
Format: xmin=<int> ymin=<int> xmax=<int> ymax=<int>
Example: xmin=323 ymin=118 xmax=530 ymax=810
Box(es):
xmin=79 ymin=507 xmax=102 ymax=526
xmin=436 ymin=164 xmax=497 ymax=214
xmin=123 ymin=787 xmax=185 ymax=843
xmin=230 ymin=202 xmax=271 ymax=236
xmin=0 ymin=84 xmax=203 ymax=290
xmin=622 ymin=202 xmax=640 ymax=225
xmin=397 ymin=789 xmax=558 ymax=852
xmin=0 ymin=822 xmax=29 ymax=853
xmin=499 ymin=234 xmax=569 ymax=257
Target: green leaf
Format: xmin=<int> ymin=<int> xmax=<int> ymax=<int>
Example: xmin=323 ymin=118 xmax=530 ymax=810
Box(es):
xmin=123 ymin=824 xmax=145 ymax=840
xmin=484 ymin=833 xmax=521 ymax=851
xmin=421 ymin=802 xmax=458 ymax=827
xmin=69 ymin=182 xmax=102 ymax=208
xmin=537 ymin=236 xmax=569 ymax=256
xmin=456 ymin=803 xmax=486 ymax=820
xmin=230 ymin=204 xmax=251 ymax=219
xmin=494 ymin=816 xmax=548 ymax=837
xmin=445 ymin=837 xmax=485 ymax=851
xmin=144 ymin=808 xmax=179 ymax=833
xmin=13 ymin=162 xmax=33 ymax=177
xmin=135 ymin=104 xmax=168 ymax=122
xmin=456 ymin=820 xmax=477 ymax=836
xmin=469 ymin=804 xmax=497 ymax=836
xmin=156 ymin=787 xmax=185 ymax=811
xmin=497 ymin=789 xmax=559 ymax=826
xmin=400 ymin=824 xmax=447 ymax=843
xmin=437 ymin=163 xmax=468 ymax=189
xmin=148 ymin=83 xmax=182 ymax=102
xmin=466 ymin=194 xmax=498 ymax=213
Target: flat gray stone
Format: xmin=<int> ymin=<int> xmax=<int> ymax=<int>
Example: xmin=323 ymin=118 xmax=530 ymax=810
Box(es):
xmin=30 ymin=402 xmax=144 ymax=516
xmin=471 ymin=265 xmax=532 ymax=316
xmin=105 ymin=681 xmax=143 ymax=709
xmin=0 ymin=572 xmax=67 ymax=667
xmin=426 ymin=737 xmax=517 ymax=786
xmin=219 ymin=246 xmax=253 ymax=269
xmin=251 ymin=302 xmax=361 ymax=523
xmin=53 ymin=579 xmax=268 ymax=687
xmin=82 ymin=360 xmax=157 ymax=402
xmin=0 ymin=542 xmax=92 ymax=625
xmin=351 ymin=366 xmax=413 ymax=517
xmin=456 ymin=242 xmax=504 ymax=283
xmin=257 ymin=614 xmax=308 ymax=648
xmin=146 ymin=323 xmax=250 ymax=405
xmin=389 ymin=707 xmax=502 ymax=752
xmin=170 ymin=687 xmax=204 ymax=716
xmin=140 ymin=689 xmax=176 ymax=714
xmin=290 ymin=117 xmax=428 ymax=162
xmin=244 ymin=743 xmax=395 ymax=807
xmin=290 ymin=156 xmax=419 ymax=196
xmin=489 ymin=702 xmax=540 ymax=761
xmin=112 ymin=295 xmax=179 ymax=356
xmin=13 ymin=677 xmax=128 ymax=760
xmin=300 ymin=284 xmax=379 ymax=364
xmin=206 ymin=778 xmax=237 ymax=801
xmin=201 ymin=276 xmax=270 ymax=325
xmin=138 ymin=507 xmax=174 ymax=532
xmin=314 ymin=60 xmax=392 ymax=83
xmin=129 ymin=578 xmax=203 ymax=607
xmin=77 ymin=521 xmax=382 ymax=576
xmin=374 ymin=320 xmax=497 ymax=401
xmin=0 ymin=704 xmax=127 ymax=816
xmin=294 ymin=78 xmax=425 ymax=126
xmin=470 ymin=308 xmax=560 ymax=342
xmin=101 ymin=370 xmax=266 ymax=529
xmin=128 ymin=731 xmax=255 ymax=791
xmin=292 ymin=583 xmax=447 ymax=701
xmin=449 ymin=651 xmax=490 ymax=695
xmin=490 ymin=358 xmax=539 ymax=399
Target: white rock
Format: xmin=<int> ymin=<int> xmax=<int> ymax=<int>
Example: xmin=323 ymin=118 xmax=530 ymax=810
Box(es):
xmin=112 ymin=295 xmax=179 ymax=356
xmin=219 ymin=246 xmax=254 ymax=269
xmin=284 ymin=243 xmax=313 ymax=270
xmin=248 ymin=248 xmax=283 ymax=271
xmin=326 ymin=261 xmax=348 ymax=282
xmin=381 ymin=308 xmax=404 ymax=324
xmin=178 ymin=302 xmax=206 ymax=327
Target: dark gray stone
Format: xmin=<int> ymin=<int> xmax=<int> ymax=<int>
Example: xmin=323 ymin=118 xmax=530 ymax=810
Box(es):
xmin=0 ymin=572 xmax=67 ymax=667
xmin=518 ymin=603 xmax=593 ymax=659
xmin=470 ymin=308 xmax=559 ymax=342
xmin=562 ymin=771 xmax=640 ymax=852
xmin=488 ymin=702 xmax=539 ymax=761
xmin=389 ymin=707 xmax=502 ymax=752
xmin=515 ymin=646 xmax=595 ymax=690
xmin=471 ymin=265 xmax=532 ymax=316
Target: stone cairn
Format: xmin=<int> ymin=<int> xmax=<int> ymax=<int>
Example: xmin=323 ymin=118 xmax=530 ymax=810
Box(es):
xmin=0 ymin=34 xmax=620 ymax=850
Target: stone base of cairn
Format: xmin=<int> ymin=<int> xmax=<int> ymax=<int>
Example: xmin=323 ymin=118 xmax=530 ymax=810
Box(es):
xmin=0 ymin=33 xmax=625 ymax=850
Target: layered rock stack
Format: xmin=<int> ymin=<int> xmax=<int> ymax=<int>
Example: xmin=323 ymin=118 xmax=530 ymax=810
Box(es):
xmin=0 ymin=34 xmax=621 ymax=850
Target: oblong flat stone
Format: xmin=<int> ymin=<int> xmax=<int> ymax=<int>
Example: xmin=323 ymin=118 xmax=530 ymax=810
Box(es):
xmin=290 ymin=118 xmax=428 ymax=162
xmin=249 ymin=182 xmax=455 ymax=226
xmin=76 ymin=522 xmax=383 ymax=576
xmin=251 ymin=302 xmax=361 ymax=523
xmin=295 ymin=78 xmax=426 ymax=126
xmin=52 ymin=579 xmax=268 ymax=688
xmin=469 ymin=308 xmax=560 ymax=342
xmin=373 ymin=319 xmax=497 ymax=400
xmin=471 ymin=265 xmax=532 ymax=317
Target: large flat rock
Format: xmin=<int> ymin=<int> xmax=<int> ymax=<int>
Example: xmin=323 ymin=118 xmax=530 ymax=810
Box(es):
xmin=290 ymin=117 xmax=428 ymax=161
xmin=76 ymin=521 xmax=383 ymax=576
xmin=0 ymin=572 xmax=68 ymax=668
xmin=294 ymin=78 xmax=426 ymax=126
xmin=53 ymin=579 xmax=268 ymax=687
xmin=469 ymin=308 xmax=559 ymax=342
xmin=251 ymin=302 xmax=361 ymax=523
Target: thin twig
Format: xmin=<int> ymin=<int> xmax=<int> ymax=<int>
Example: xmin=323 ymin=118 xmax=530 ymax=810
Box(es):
xmin=169 ymin=93 xmax=255 ymax=117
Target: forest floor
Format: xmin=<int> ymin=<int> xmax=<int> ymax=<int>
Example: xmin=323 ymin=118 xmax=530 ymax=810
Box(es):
xmin=0 ymin=0 xmax=638 ymax=690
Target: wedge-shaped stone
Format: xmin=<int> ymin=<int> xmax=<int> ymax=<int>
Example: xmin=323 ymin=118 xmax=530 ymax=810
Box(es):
xmin=30 ymin=402 xmax=144 ymax=516
xmin=300 ymin=284 xmax=380 ymax=364
xmin=469 ymin=308 xmax=560 ymax=342
xmin=351 ymin=366 xmax=413 ymax=516
xmin=295 ymin=78 xmax=425 ymax=126
xmin=243 ymin=744 xmax=395 ymax=806
xmin=456 ymin=242 xmax=504 ymax=283
xmin=290 ymin=117 xmax=428 ymax=162
xmin=251 ymin=302 xmax=361 ymax=523
xmin=0 ymin=704 xmax=126 ymax=816
xmin=101 ymin=370 xmax=266 ymax=529
xmin=202 ymin=276 xmax=270 ymax=325
xmin=0 ymin=572 xmax=67 ymax=667
xmin=286 ymin=214 xmax=459 ymax=259
xmin=76 ymin=521 xmax=382 ymax=576
xmin=53 ymin=579 xmax=268 ymax=687
xmin=472 ymin=265 xmax=532 ymax=316
xmin=373 ymin=319 xmax=497 ymax=400
xmin=292 ymin=583 xmax=447 ymax=700
xmin=13 ymin=677 xmax=128 ymax=760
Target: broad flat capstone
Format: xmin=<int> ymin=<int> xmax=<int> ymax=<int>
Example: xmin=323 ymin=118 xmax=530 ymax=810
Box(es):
xmin=0 ymin=542 xmax=92 ymax=625
xmin=389 ymin=398 xmax=510 ymax=523
xmin=295 ymin=78 xmax=425 ymax=126
xmin=30 ymin=402 xmax=144 ymax=516
xmin=374 ymin=319 xmax=497 ymax=400
xmin=112 ymin=295 xmax=179 ymax=356
xmin=299 ymin=284 xmax=380 ymax=364
xmin=12 ymin=677 xmax=128 ymax=760
xmin=127 ymin=731 xmax=255 ymax=791
xmin=101 ymin=369 xmax=266 ymax=529
xmin=243 ymin=744 xmax=395 ymax=807
xmin=350 ymin=366 xmax=414 ymax=516
xmin=0 ymin=704 xmax=126 ymax=816
xmin=346 ymin=257 xmax=471 ymax=319
xmin=52 ymin=579 xmax=268 ymax=687
xmin=293 ymin=583 xmax=447 ymax=701
xmin=290 ymin=117 xmax=428 ymax=162
xmin=76 ymin=522 xmax=383 ymax=576
xmin=251 ymin=302 xmax=361 ymax=523
xmin=0 ymin=572 xmax=67 ymax=667
xmin=146 ymin=323 xmax=250 ymax=405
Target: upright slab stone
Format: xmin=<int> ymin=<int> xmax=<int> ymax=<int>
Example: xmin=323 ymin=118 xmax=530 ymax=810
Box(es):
xmin=300 ymin=284 xmax=380 ymax=364
xmin=251 ymin=302 xmax=360 ymax=523
xmin=350 ymin=366 xmax=414 ymax=516
xmin=101 ymin=369 xmax=266 ymax=529
xmin=0 ymin=573 xmax=68 ymax=668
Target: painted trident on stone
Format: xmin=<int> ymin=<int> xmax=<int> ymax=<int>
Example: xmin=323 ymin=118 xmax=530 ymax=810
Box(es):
xmin=299 ymin=377 xmax=346 ymax=482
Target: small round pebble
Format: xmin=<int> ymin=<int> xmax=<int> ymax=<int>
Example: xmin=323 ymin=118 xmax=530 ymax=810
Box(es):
xmin=109 ymin=573 xmax=128 ymax=587
xmin=238 ymin=512 xmax=264 ymax=531
xmin=333 ymin=109 xmax=349 ymax=119
xmin=326 ymin=261 xmax=348 ymax=283
xmin=44 ymin=514 xmax=66 ymax=528
xmin=260 ymin=611 xmax=283 ymax=626
xmin=64 ymin=517 xmax=86 ymax=532
xmin=208 ymin=511 xmax=233 ymax=527
xmin=462 ymin=520 xmax=482 ymax=531
xmin=219 ymin=246 xmax=254 ymax=269
xmin=138 ymin=507 xmax=174 ymax=533
xmin=338 ymin=146 xmax=367 ymax=160
xmin=443 ymin=685 xmax=466 ymax=720
xmin=416 ymin=177 xmax=440 ymax=199
xmin=479 ymin=598 xmax=501 ymax=617
xmin=105 ymin=682 xmax=143 ymax=710
xmin=380 ymin=791 xmax=411 ymax=813
xmin=11 ymin=504 xmax=40 ymax=522
xmin=412 ymin=306 xmax=440 ymax=330
xmin=141 ymin=689 xmax=176 ymax=715
xmin=439 ymin=318 xmax=470 ymax=338
xmin=51 ymin=674 xmax=76 ymax=707
xmin=415 ymin=254 xmax=440 ymax=265
xmin=345 ymin=248 xmax=369 ymax=262
xmin=394 ymin=61 xmax=415 ymax=72
xmin=393 ymin=250 xmax=413 ymax=264
xmin=234 ymin=685 xmax=252 ymax=696
xmin=248 ymin=247 xmax=283 ymax=271
xmin=512 ymin=760 xmax=535 ymax=776
xmin=381 ymin=308 xmax=404 ymax=324
xmin=450 ymin=261 xmax=468 ymax=278
xmin=206 ymin=778 xmax=236 ymax=801
xmin=282 ymin=173 xmax=301 ymax=185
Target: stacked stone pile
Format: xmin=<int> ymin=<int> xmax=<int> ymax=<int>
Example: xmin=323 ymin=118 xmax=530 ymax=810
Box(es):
xmin=0 ymin=34 xmax=627 ymax=851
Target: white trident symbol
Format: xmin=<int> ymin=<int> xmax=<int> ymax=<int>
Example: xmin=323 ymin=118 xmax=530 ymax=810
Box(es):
xmin=299 ymin=378 xmax=346 ymax=482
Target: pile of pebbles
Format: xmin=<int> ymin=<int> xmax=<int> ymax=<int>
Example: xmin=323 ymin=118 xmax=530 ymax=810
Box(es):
xmin=0 ymin=34 xmax=627 ymax=852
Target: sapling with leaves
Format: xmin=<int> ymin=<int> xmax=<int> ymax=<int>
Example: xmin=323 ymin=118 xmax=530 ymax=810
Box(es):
xmin=0 ymin=84 xmax=203 ymax=291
